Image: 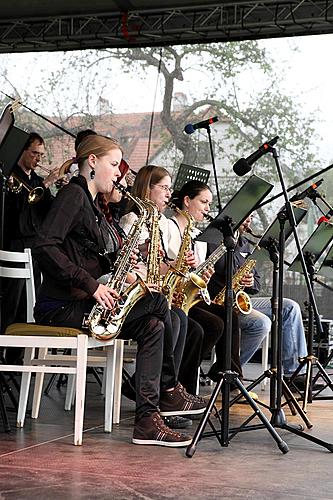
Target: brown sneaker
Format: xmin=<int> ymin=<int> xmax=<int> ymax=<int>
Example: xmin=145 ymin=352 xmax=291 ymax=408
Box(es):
xmin=159 ymin=383 xmax=207 ymax=416
xmin=132 ymin=412 xmax=192 ymax=447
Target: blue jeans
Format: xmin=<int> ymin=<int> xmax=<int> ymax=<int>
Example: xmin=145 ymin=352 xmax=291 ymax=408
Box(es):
xmin=239 ymin=297 xmax=308 ymax=375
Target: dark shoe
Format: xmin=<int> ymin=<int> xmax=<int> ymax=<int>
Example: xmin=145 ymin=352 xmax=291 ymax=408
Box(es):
xmin=163 ymin=415 xmax=192 ymax=429
xmin=284 ymin=374 xmax=326 ymax=392
xmin=122 ymin=379 xmax=136 ymax=402
xmin=132 ymin=412 xmax=192 ymax=447
xmin=207 ymin=363 xmax=223 ymax=383
xmin=159 ymin=383 xmax=207 ymax=416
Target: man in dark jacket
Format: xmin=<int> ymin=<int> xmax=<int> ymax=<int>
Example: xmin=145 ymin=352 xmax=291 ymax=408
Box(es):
xmin=2 ymin=132 xmax=56 ymax=336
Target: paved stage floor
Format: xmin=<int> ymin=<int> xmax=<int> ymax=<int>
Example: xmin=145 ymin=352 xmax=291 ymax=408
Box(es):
xmin=0 ymin=363 xmax=332 ymax=500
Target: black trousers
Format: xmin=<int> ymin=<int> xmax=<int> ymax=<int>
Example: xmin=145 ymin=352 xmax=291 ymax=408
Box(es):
xmin=178 ymin=305 xmax=224 ymax=394
xmin=199 ymin=301 xmax=242 ymax=378
xmin=34 ymin=292 xmax=180 ymax=420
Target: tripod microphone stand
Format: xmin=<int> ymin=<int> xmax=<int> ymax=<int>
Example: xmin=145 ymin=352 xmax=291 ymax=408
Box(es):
xmin=255 ymin=224 xmax=313 ymax=430
xmin=186 ymin=216 xmax=289 ymax=458
xmin=257 ymin=144 xmax=333 ymax=452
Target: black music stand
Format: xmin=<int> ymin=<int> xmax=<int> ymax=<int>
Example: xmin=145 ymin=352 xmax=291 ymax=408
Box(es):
xmin=0 ymin=105 xmax=29 ymax=432
xmin=186 ymin=175 xmax=290 ymax=458
xmin=196 ymin=174 xmax=274 ymax=245
xmin=288 ymin=219 xmax=333 ymax=409
xmin=173 ymin=163 xmax=210 ymax=192
xmin=248 ymin=203 xmax=314 ymax=430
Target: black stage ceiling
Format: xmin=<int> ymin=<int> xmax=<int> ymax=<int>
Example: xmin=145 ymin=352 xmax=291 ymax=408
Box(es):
xmin=1 ymin=1 xmax=333 ymax=53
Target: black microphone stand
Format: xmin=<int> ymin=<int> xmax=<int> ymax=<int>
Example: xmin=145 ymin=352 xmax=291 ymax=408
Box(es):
xmin=186 ymin=217 xmax=288 ymax=458
xmin=204 ymin=124 xmax=222 ymax=214
xmin=255 ymin=231 xmax=313 ymax=430
xmin=261 ymin=144 xmax=333 ymax=452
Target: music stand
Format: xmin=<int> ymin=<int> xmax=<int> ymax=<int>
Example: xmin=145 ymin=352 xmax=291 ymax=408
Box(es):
xmin=0 ymin=105 xmax=29 ymax=432
xmin=288 ymin=220 xmax=333 ymax=409
xmin=186 ymin=174 xmax=289 ymax=458
xmin=173 ymin=163 xmax=210 ymax=192
xmin=252 ymin=203 xmax=308 ymax=262
xmin=196 ymin=174 xmax=274 ymax=244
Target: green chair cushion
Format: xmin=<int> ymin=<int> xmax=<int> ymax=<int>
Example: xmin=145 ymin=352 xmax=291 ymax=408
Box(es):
xmin=5 ymin=323 xmax=87 ymax=338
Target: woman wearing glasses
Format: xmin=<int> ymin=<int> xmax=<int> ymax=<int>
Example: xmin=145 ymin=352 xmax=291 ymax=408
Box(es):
xmin=119 ymin=165 xmax=224 ymax=399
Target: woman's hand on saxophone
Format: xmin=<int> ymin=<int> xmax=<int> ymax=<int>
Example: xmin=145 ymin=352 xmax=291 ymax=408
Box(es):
xmin=93 ymin=284 xmax=120 ymax=309
xmin=185 ymin=250 xmax=199 ymax=268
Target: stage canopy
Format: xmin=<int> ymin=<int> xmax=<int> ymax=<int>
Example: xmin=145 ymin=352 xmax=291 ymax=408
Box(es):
xmin=1 ymin=1 xmax=333 ymax=53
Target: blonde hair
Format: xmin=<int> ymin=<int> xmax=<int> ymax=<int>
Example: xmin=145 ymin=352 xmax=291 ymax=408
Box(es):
xmin=59 ymin=134 xmax=122 ymax=177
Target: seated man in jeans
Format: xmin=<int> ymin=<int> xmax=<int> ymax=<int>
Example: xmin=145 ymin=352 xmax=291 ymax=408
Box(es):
xmin=208 ymin=215 xmax=310 ymax=390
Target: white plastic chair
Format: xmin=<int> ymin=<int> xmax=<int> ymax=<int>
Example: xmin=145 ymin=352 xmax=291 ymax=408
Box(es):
xmin=0 ymin=248 xmax=119 ymax=445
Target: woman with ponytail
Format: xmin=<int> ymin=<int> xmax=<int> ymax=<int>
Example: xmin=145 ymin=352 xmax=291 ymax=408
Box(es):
xmin=33 ymin=134 xmax=206 ymax=448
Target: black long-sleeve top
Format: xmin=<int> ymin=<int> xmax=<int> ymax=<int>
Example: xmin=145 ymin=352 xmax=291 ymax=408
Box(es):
xmin=33 ymin=175 xmax=121 ymax=302
xmin=4 ymin=164 xmax=53 ymax=250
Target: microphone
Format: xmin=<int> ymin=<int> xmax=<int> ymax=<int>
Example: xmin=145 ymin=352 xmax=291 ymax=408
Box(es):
xmin=233 ymin=136 xmax=279 ymax=176
xmin=289 ymin=179 xmax=324 ymax=203
xmin=184 ymin=116 xmax=219 ymax=134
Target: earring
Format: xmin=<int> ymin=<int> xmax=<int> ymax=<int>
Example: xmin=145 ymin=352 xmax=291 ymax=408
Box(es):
xmin=90 ymin=169 xmax=95 ymax=180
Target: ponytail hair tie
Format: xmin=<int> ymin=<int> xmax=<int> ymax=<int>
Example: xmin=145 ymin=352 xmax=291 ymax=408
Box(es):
xmin=72 ymin=157 xmax=78 ymax=164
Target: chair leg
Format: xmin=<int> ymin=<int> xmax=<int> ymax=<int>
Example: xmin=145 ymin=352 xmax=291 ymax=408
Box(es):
xmin=31 ymin=347 xmax=48 ymax=418
xmin=0 ymin=376 xmax=11 ymax=432
xmin=113 ymin=340 xmax=124 ymax=425
xmin=17 ymin=347 xmax=35 ymax=427
xmin=74 ymin=335 xmax=88 ymax=445
xmin=65 ymin=375 xmax=76 ymax=411
xmin=261 ymin=336 xmax=269 ymax=391
xmin=105 ymin=342 xmax=116 ymax=432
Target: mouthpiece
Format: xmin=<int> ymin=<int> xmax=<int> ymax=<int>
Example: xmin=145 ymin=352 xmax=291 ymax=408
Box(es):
xmin=244 ymin=227 xmax=263 ymax=239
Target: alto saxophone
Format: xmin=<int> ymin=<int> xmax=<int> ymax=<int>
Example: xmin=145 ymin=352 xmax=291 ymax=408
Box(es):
xmin=213 ymin=258 xmax=256 ymax=314
xmin=162 ymin=206 xmax=209 ymax=311
xmin=84 ymin=183 xmax=150 ymax=340
xmin=180 ymin=240 xmax=227 ymax=315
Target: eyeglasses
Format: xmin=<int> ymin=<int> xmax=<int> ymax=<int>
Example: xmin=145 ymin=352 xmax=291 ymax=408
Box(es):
xmin=151 ymin=184 xmax=173 ymax=194
xmin=28 ymin=149 xmax=45 ymax=159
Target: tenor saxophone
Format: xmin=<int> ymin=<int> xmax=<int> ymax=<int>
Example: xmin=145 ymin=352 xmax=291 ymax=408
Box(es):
xmin=162 ymin=206 xmax=209 ymax=311
xmin=84 ymin=183 xmax=150 ymax=340
xmin=213 ymin=258 xmax=256 ymax=314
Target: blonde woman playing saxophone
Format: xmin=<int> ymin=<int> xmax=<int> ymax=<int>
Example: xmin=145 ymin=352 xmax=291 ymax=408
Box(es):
xmin=33 ymin=136 xmax=206 ymax=448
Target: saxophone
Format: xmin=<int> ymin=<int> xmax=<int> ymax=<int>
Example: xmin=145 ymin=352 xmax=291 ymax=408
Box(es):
xmin=162 ymin=207 xmax=208 ymax=310
xmin=180 ymin=240 xmax=227 ymax=314
xmin=144 ymin=199 xmax=163 ymax=289
xmin=213 ymin=258 xmax=256 ymax=314
xmin=84 ymin=183 xmax=150 ymax=340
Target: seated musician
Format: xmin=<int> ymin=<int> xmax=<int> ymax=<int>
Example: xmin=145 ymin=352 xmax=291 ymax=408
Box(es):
xmin=119 ymin=166 xmax=224 ymax=400
xmin=209 ymin=213 xmax=311 ymax=390
xmin=32 ymin=134 xmax=206 ymax=447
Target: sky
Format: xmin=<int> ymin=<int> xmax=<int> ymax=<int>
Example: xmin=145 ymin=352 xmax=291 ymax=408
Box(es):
xmin=1 ymin=32 xmax=333 ymax=164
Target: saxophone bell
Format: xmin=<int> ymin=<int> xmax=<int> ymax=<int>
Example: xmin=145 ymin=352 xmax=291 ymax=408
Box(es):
xmin=234 ymin=290 xmax=252 ymax=314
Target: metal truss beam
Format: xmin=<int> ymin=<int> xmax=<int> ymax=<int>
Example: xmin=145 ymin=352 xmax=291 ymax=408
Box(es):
xmin=1 ymin=1 xmax=333 ymax=53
